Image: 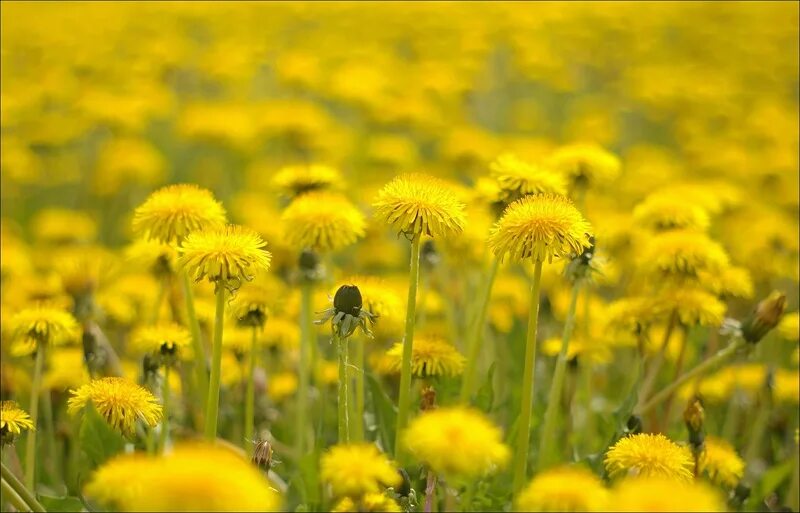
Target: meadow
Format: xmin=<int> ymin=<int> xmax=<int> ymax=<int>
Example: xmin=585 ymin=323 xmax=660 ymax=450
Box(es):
xmin=0 ymin=2 xmax=798 ymax=512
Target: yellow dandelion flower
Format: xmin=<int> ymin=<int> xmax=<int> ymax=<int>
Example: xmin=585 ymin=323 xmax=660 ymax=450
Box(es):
xmin=698 ymin=436 xmax=745 ymax=488
xmin=604 ymin=433 xmax=693 ymax=482
xmin=605 ymin=296 xmax=665 ymax=335
xmin=777 ymin=312 xmax=799 ymax=342
xmin=612 ymin=476 xmax=725 ymax=512
xmin=331 ymin=493 xmax=402 ymax=512
xmin=67 ymin=377 xmax=162 ymax=436
xmin=515 ymin=465 xmax=609 ymax=512
xmin=489 ymin=193 xmax=592 ymax=263
xmin=700 ymin=265 xmax=754 ymax=300
xmin=281 ymin=192 xmax=366 ymax=252
xmin=179 ymin=225 xmax=272 ymax=290
xmin=229 ymin=283 xmax=272 ymax=328
xmin=263 ymin=317 xmax=300 ymax=351
xmin=373 ymin=173 xmax=466 ymax=239
xmin=124 ymin=238 xmax=178 ymax=277
xmin=546 ymin=143 xmax=621 ymax=189
xmin=384 ymin=335 xmax=465 ymax=378
xmin=267 ymin=371 xmax=298 ymax=403
xmin=132 ymin=184 xmax=227 ymax=244
xmin=129 ymin=323 xmax=193 ymax=361
xmin=320 ymin=443 xmax=401 ymax=498
xmin=490 ymin=153 xmax=567 ymax=203
xmin=655 ymin=287 xmax=727 ymax=327
xmin=639 ymin=230 xmax=729 ymax=281
xmin=8 ymin=304 xmax=80 ymax=355
xmin=316 ymin=359 xmax=340 ymax=387
xmin=49 ymin=244 xmax=120 ymax=298
xmin=633 ymin=192 xmax=711 ymax=232
xmin=44 ymin=348 xmax=90 ymax=392
xmin=774 ymin=369 xmax=800 ymax=404
xmin=84 ymin=443 xmax=282 ymax=512
xmin=31 ymin=208 xmax=97 ymax=245
xmin=273 ymin=163 xmax=343 ymax=198
xmin=1 ymin=401 xmax=35 ymax=440
xmin=403 ymin=406 xmax=509 ymax=479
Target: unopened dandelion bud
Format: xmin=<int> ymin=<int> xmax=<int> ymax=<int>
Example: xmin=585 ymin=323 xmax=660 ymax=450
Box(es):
xmin=683 ymin=396 xmax=705 ymax=450
xmin=316 ymin=284 xmax=375 ymax=339
xmin=741 ymin=291 xmax=786 ymax=344
xmin=252 ymin=439 xmax=274 ymax=472
xmin=625 ymin=415 xmax=643 ymax=436
xmin=565 ymin=235 xmax=596 ymax=282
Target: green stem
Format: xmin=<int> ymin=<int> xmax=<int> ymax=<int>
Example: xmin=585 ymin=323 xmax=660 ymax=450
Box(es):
xmin=744 ymin=385 xmax=772 ymax=469
xmin=245 ymin=327 xmax=258 ymax=458
xmin=2 ymin=477 xmax=31 ymax=512
xmin=1 ymin=463 xmax=45 ymax=513
xmin=203 ymin=285 xmax=226 ymax=440
xmin=461 ymin=481 xmax=476 ymax=512
xmin=424 ymin=469 xmax=438 ymax=513
xmin=337 ymin=334 xmax=350 ymax=444
xmin=295 ymin=281 xmax=313 ymax=454
xmin=512 ymin=260 xmax=543 ymax=494
xmin=637 ymin=337 xmax=746 ymax=415
xmin=635 ymin=309 xmax=678 ymax=411
xmin=353 ymin=338 xmax=365 ymax=442
xmin=459 ymin=256 xmax=501 ymax=403
xmin=160 ymin=366 xmax=170 ymax=452
xmin=395 ymin=234 xmax=422 ymax=460
xmin=25 ymin=345 xmax=45 ymax=491
xmin=40 ymin=388 xmax=59 ymax=485
xmin=537 ymin=281 xmax=581 ymax=470
xmin=182 ymin=271 xmax=208 ymax=416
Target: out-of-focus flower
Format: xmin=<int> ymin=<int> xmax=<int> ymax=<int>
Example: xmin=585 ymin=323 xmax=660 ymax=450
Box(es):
xmin=489 ymin=153 xmax=567 ymax=203
xmin=633 ymin=192 xmax=710 ymax=232
xmin=612 ymin=476 xmax=725 ymax=512
xmin=515 ymin=465 xmax=609 ymax=512
xmin=384 ymin=335 xmax=465 ymax=377
xmin=44 ymin=348 xmax=90 ymax=392
xmin=132 ymin=184 xmax=227 ymax=244
xmin=281 ymin=192 xmax=366 ymax=253
xmin=638 ymin=230 xmax=729 ymax=282
xmin=129 ymin=323 xmax=193 ymax=362
xmin=777 ymin=312 xmax=799 ymax=342
xmin=331 ymin=493 xmax=402 ymax=512
xmin=93 ymin=138 xmax=166 ymax=196
xmin=320 ymin=443 xmax=400 ymax=498
xmin=30 ymin=208 xmax=97 ymax=245
xmin=0 ymin=401 xmax=35 ymax=445
xmin=267 ymin=371 xmax=298 ymax=403
xmin=272 ymin=163 xmax=343 ymax=199
xmin=7 ymin=304 xmax=80 ymax=355
xmin=604 ymin=433 xmax=693 ymax=482
xmin=546 ymin=143 xmax=620 ymax=190
xmin=67 ymin=377 xmax=162 ymax=436
xmin=698 ymin=436 xmax=745 ymax=488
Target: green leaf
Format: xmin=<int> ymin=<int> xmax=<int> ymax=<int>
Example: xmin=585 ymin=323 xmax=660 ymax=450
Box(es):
xmin=39 ymin=495 xmax=86 ymax=512
xmin=79 ymin=403 xmax=126 ymax=468
xmin=366 ymin=373 xmax=397 ymax=453
xmin=746 ymin=459 xmax=794 ymax=509
xmin=474 ymin=363 xmax=496 ymax=413
xmin=294 ymin=450 xmax=321 ymax=511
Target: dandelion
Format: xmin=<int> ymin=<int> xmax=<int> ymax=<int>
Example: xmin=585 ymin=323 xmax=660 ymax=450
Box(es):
xmin=638 ymin=230 xmax=729 ymax=282
xmin=612 ymin=476 xmax=725 ymax=512
xmin=384 ymin=335 xmax=465 ymax=378
xmin=267 ymin=371 xmax=298 ymax=403
xmin=403 ymin=406 xmax=509 ymax=480
xmin=132 ymin=184 xmax=227 ymax=244
xmin=281 ymin=192 xmax=366 ymax=252
xmin=546 ymin=142 xmax=621 ymax=192
xmin=604 ymin=433 xmax=694 ymax=481
xmin=67 ymin=377 xmax=162 ymax=437
xmin=30 ymin=208 xmax=97 ymax=245
xmin=655 ymin=287 xmax=727 ymax=327
xmin=514 ymin=465 xmax=609 ymax=512
xmin=83 ymin=443 xmax=282 ymax=512
xmin=129 ymin=323 xmax=193 ymax=363
xmin=777 ymin=311 xmax=799 ymax=342
xmin=488 ymin=193 xmax=591 ymax=492
xmin=1 ymin=401 xmax=35 ymax=446
xmin=698 ymin=436 xmax=745 ymax=488
xmin=320 ymin=443 xmax=401 ymax=498
xmin=331 ymin=493 xmax=402 ymax=512
xmin=633 ymin=192 xmax=711 ymax=232
xmin=490 ymin=153 xmax=567 ymax=203
xmin=272 ymin=163 xmax=343 ymax=198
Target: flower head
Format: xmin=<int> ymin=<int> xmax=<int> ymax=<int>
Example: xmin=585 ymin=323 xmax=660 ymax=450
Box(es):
xmin=320 ymin=443 xmax=401 ymax=498
xmin=179 ymin=225 xmax=272 ymax=291
xmin=331 ymin=493 xmax=401 ymax=512
xmin=8 ymin=304 xmax=80 ymax=354
xmin=31 ymin=208 xmax=97 ymax=245
xmin=84 ymin=443 xmax=282 ymax=512
xmin=777 ymin=312 xmax=799 ymax=342
xmin=515 ymin=465 xmax=609 ymax=512
xmin=638 ymin=230 xmax=729 ymax=282
xmin=132 ymin=184 xmax=227 ymax=244
xmin=490 ymin=153 xmax=567 ymax=203
xmin=385 ymin=334 xmax=465 ymax=378
xmin=633 ymin=192 xmax=711 ymax=232
xmin=273 ymin=163 xmax=343 ymax=198
xmin=67 ymin=377 xmax=162 ymax=437
xmin=1 ymin=401 xmax=35 ymax=445
xmin=130 ymin=323 xmax=193 ymax=363
xmin=403 ymin=406 xmax=509 ymax=479
xmin=315 ymin=285 xmax=376 ymax=339
xmin=604 ymin=433 xmax=694 ymax=481
xmin=229 ymin=284 xmax=272 ymax=328
xmin=333 ymin=276 xmax=405 ymax=339
xmin=698 ymin=436 xmax=745 ymax=488
xmin=612 ymin=476 xmax=725 ymax=512
xmin=281 ymin=192 xmax=366 ymax=252
xmin=44 ymin=348 xmax=90 ymax=391
xmin=489 ymin=193 xmax=592 ymax=263
xmin=546 ymin=143 xmax=621 ymax=189
xmin=373 ymin=173 xmax=466 ymax=239
xmin=267 ymin=371 xmax=298 ymax=403
xmin=655 ymin=287 xmax=727 ymax=327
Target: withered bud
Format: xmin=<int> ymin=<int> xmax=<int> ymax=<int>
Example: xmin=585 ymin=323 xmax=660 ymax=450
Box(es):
xmin=420 ymin=386 xmax=437 ymax=412
xmin=741 ymin=291 xmax=786 ymax=344
xmin=252 ymin=439 xmax=273 ymax=472
xmin=333 ymin=285 xmax=362 ymax=317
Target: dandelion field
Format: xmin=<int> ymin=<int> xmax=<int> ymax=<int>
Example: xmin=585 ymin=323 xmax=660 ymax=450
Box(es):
xmin=1 ymin=2 xmax=799 ymax=512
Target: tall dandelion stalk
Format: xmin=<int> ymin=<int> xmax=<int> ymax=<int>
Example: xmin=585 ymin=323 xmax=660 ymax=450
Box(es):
xmin=373 ymin=173 xmax=466 ymax=459
xmin=487 ymin=193 xmax=592 ymax=492
xmin=178 ymin=225 xmax=272 ymax=440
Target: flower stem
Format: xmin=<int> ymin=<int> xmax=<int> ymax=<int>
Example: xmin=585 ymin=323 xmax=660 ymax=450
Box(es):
xmin=182 ymin=270 xmax=208 ymax=417
xmin=2 ymin=477 xmax=30 ymax=512
xmin=352 ymin=337 xmax=365 ymax=442
xmin=244 ymin=327 xmax=258 ymax=458
xmin=459 ymin=256 xmax=501 ymax=404
xmin=637 ymin=336 xmax=746 ymax=415
xmin=424 ymin=468 xmax=438 ymax=513
xmin=635 ymin=309 xmax=678 ymax=411
xmin=336 ymin=334 xmax=350 ymax=444
xmin=295 ymin=281 xmax=313 ymax=455
xmin=24 ymin=345 xmax=45 ymax=491
xmin=537 ymin=281 xmax=581 ymax=471
xmin=512 ymin=260 xmax=544 ymax=494
xmin=395 ymin=234 xmax=422 ymax=460
xmin=203 ymin=285 xmax=226 ymax=440
xmin=160 ymin=366 xmax=170 ymax=452
xmin=1 ymin=463 xmax=45 ymax=513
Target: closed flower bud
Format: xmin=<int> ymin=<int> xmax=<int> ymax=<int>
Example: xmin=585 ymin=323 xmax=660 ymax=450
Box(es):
xmin=683 ymin=396 xmax=705 ymax=450
xmin=741 ymin=291 xmax=786 ymax=344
